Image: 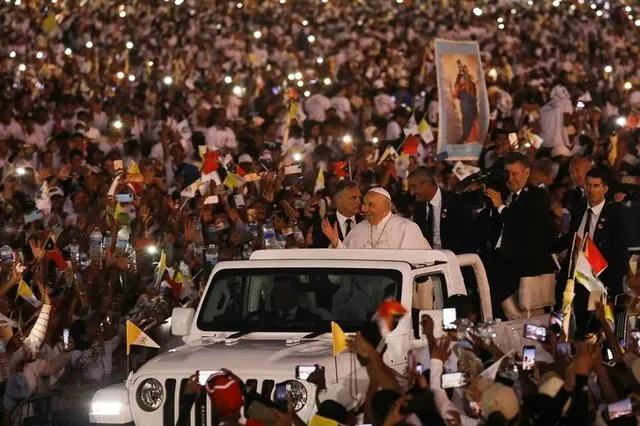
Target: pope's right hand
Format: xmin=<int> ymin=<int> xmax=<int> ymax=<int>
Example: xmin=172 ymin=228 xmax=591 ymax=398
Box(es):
xmin=321 ymin=218 xmax=340 ymax=247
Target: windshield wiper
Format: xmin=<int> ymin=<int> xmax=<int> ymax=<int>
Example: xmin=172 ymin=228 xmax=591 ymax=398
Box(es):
xmin=227 ymin=330 xmax=253 ymax=339
xmin=302 ymin=330 xmax=328 ymax=339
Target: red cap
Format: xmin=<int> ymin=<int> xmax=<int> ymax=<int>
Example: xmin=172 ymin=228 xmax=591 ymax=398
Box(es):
xmin=205 ymin=374 xmax=244 ymax=416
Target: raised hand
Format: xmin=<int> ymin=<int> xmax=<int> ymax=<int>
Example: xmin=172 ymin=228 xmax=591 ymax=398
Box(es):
xmin=321 ymin=218 xmax=340 ymax=247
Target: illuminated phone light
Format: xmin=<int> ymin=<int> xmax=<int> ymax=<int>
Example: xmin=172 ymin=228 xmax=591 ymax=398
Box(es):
xmin=253 ymin=30 xmax=262 ymax=39
xmin=119 ymin=10 xmax=126 ymax=18
xmin=36 ymin=51 xmax=44 ymax=59
xmin=294 ymin=72 xmax=302 ymax=80
xmin=146 ymin=245 xmax=158 ymax=255
xmin=16 ymin=167 xmax=26 ymax=176
xmin=147 ymin=60 xmax=154 ymax=67
xmin=308 ymin=35 xmax=316 ymax=43
xmin=296 ymin=81 xmax=304 ymax=88
xmin=343 ymin=134 xmax=353 ymax=144
xmin=472 ymin=7 xmax=482 ymax=16
xmin=112 ymin=120 xmax=123 ymax=130
xmin=624 ymin=81 xmax=633 ymax=90
xmin=302 ymin=19 xmax=308 ymax=26
xmin=163 ymin=76 xmax=173 ymax=85
xmin=128 ymin=74 xmax=135 ymax=82
xmin=85 ymin=41 xmax=94 ymax=49
xmin=323 ymin=77 xmax=331 ymax=85
xmin=616 ymin=116 xmax=627 ymax=127
xmin=316 ymin=57 xmax=324 ymax=64
xmin=116 ymin=71 xmax=125 ymax=79
xmin=224 ymin=75 xmax=233 ymax=84
xmin=303 ymin=90 xmax=310 ymax=97
xmin=125 ymin=41 xmax=134 ymax=49
xmin=18 ymin=64 xmax=26 ymax=72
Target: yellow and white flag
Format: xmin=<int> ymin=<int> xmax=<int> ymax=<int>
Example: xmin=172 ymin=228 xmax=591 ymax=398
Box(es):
xmin=314 ymin=168 xmax=325 ymax=194
xmin=16 ymin=281 xmax=42 ymax=307
xmin=126 ymin=320 xmax=160 ymax=354
xmin=155 ymin=250 xmax=167 ymax=286
xmin=331 ymin=321 xmax=347 ymax=356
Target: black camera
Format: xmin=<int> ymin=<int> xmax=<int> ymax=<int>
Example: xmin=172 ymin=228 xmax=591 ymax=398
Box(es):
xmin=458 ymin=169 xmax=508 ymax=209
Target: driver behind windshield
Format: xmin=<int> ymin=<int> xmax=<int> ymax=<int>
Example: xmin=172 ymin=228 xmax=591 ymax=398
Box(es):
xmin=267 ymin=278 xmax=322 ymax=322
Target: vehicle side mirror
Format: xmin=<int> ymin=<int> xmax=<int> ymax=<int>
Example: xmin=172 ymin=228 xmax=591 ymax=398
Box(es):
xmin=171 ymin=307 xmax=195 ymax=336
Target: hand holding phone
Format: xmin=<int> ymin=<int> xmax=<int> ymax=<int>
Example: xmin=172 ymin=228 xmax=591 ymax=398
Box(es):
xmin=442 ymin=308 xmax=457 ymax=331
xmin=441 ymin=372 xmax=468 ymax=389
xmin=522 ymin=345 xmax=535 ymax=371
xmin=524 ymin=324 xmax=548 ymax=342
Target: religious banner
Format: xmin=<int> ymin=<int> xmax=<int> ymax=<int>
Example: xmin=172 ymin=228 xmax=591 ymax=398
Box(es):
xmin=434 ymin=39 xmax=490 ymax=161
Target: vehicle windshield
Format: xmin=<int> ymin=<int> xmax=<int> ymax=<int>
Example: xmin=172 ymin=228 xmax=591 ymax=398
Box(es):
xmin=197 ymin=267 xmax=402 ymax=332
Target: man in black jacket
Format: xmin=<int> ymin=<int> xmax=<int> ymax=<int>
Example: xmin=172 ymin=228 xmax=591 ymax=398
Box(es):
xmin=407 ymin=166 xmax=477 ymax=254
xmin=557 ymin=168 xmax=629 ymax=335
xmin=484 ymin=153 xmax=556 ymax=315
xmin=312 ymin=180 xmax=362 ymax=248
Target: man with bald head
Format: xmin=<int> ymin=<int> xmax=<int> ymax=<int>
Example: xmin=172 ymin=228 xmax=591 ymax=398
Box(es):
xmin=322 ymin=187 xmax=430 ymax=249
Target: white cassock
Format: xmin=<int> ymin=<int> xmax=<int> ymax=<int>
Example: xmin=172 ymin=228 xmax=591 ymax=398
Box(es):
xmin=336 ymin=212 xmax=431 ymax=249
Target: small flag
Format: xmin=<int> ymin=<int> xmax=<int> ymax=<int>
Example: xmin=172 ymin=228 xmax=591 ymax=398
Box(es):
xmin=42 ymin=14 xmax=57 ymax=32
xmin=401 ymin=135 xmax=421 ymax=155
xmin=608 ymin=134 xmax=618 ymax=166
xmin=377 ymin=146 xmax=399 ymax=165
xmin=314 ymin=168 xmax=325 ymax=193
xmin=224 ymin=172 xmax=245 ymax=189
xmin=289 ymin=102 xmax=300 ymax=119
xmin=202 ymin=150 xmax=222 ymax=184
xmin=43 ymin=234 xmax=68 ymax=271
xmin=331 ymin=321 xmax=347 ymax=356
xmin=235 ymin=165 xmax=247 ymax=177
xmin=155 ymin=250 xmax=167 ymax=286
xmin=418 ymin=119 xmax=434 ymax=144
xmin=574 ymin=242 xmax=607 ymax=294
xmin=180 ymin=179 xmax=201 ymax=198
xmin=16 ymin=281 xmax=42 ymax=307
xmin=126 ymin=161 xmax=143 ymax=183
xmin=107 ymin=175 xmax=121 ymax=197
xmin=333 ymin=161 xmax=349 ymax=179
xmin=584 ymin=237 xmax=608 ymax=276
xmin=113 ymin=203 xmax=129 ymax=224
xmin=126 ymin=320 xmax=160 ymax=354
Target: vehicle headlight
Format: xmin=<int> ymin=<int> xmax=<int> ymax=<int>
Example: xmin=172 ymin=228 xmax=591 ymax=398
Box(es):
xmin=285 ymin=380 xmax=308 ymax=412
xmin=136 ymin=378 xmax=164 ymax=412
xmin=90 ymin=401 xmax=122 ymax=416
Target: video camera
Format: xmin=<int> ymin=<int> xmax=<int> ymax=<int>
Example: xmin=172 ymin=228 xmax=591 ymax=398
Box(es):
xmin=458 ymin=168 xmax=508 ymax=209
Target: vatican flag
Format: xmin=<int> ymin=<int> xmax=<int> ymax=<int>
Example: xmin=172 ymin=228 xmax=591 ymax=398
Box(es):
xmin=16 ymin=281 xmax=41 ymax=308
xmin=126 ymin=320 xmax=160 ymax=355
xmin=331 ymin=321 xmax=347 ymax=356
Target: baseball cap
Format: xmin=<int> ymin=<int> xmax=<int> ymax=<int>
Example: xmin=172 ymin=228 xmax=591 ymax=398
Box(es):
xmin=481 ymin=382 xmax=519 ymax=420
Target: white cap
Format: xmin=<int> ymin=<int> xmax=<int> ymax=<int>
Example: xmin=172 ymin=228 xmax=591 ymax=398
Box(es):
xmin=238 ymin=154 xmax=253 ymax=163
xmin=366 ymin=186 xmax=391 ymax=201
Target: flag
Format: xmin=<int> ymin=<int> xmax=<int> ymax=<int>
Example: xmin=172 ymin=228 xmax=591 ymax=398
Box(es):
xmin=333 ymin=161 xmax=349 ymax=179
xmin=331 ymin=321 xmax=347 ymax=356
xmin=155 ymin=250 xmax=167 ymax=286
xmin=289 ymin=102 xmax=300 ymax=119
xmin=42 ymin=14 xmax=57 ymax=32
xmin=202 ymin=150 xmax=222 ymax=184
xmin=452 ymin=161 xmax=480 ymax=181
xmin=224 ymin=172 xmax=244 ymax=189
xmin=377 ymin=146 xmax=399 ymax=165
xmin=126 ymin=161 xmax=143 ymax=183
xmin=401 ymin=135 xmax=420 ymax=155
xmin=107 ymin=175 xmax=121 ymax=197
xmin=235 ymin=165 xmax=247 ymax=177
xmin=180 ymin=179 xmax=201 ymax=198
xmin=584 ymin=237 xmax=608 ymax=276
xmin=126 ymin=320 xmax=160 ymax=354
xmin=418 ymin=119 xmax=434 ymax=144
xmin=113 ymin=203 xmax=129 ymax=224
xmin=16 ymin=280 xmax=42 ymax=307
xmin=608 ymin=134 xmax=618 ymax=165
xmin=574 ymin=251 xmax=607 ymax=294
xmin=43 ymin=234 xmax=68 ymax=271
xmin=314 ymin=168 xmax=325 ymax=193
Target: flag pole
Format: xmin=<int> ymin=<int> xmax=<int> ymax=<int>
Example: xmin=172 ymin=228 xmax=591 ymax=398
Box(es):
xmin=334 ymin=356 xmax=339 ymax=383
xmin=561 ymin=233 xmax=579 ymax=337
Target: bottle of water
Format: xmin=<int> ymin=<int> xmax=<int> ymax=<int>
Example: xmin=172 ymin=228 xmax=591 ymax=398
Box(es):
xmin=116 ymin=226 xmax=130 ymax=257
xmin=205 ymin=243 xmax=218 ymax=265
xmin=262 ymin=219 xmax=276 ymax=249
xmin=248 ymin=220 xmax=259 ymax=239
xmin=89 ymin=229 xmax=103 ymax=263
xmin=0 ymin=246 xmax=13 ymax=264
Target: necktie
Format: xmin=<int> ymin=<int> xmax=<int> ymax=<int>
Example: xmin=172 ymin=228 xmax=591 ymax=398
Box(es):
xmin=511 ymin=192 xmax=519 ymax=205
xmin=345 ymin=219 xmax=353 ymax=236
xmin=425 ymin=202 xmax=434 ymax=246
xmin=584 ymin=208 xmax=593 ymax=238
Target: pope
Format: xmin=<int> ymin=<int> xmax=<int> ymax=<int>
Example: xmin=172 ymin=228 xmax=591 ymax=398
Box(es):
xmin=322 ymin=187 xmax=430 ymax=249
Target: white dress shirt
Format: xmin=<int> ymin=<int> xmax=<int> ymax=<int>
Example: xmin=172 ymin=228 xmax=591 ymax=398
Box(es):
xmin=336 ymin=211 xmax=356 ymax=239
xmin=337 ymin=212 xmax=431 ymax=249
xmin=578 ymin=199 xmax=605 ymax=238
xmin=427 ymin=187 xmax=443 ymax=249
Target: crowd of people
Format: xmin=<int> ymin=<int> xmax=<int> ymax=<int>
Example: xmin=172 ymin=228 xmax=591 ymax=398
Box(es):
xmin=1 ymin=0 xmax=640 ymax=423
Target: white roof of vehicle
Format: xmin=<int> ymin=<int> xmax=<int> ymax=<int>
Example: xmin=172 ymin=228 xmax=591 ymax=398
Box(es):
xmin=250 ymin=248 xmax=457 ymax=267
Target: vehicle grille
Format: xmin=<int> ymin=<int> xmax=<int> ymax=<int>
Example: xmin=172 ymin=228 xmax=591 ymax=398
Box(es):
xmin=162 ymin=378 xmax=274 ymax=426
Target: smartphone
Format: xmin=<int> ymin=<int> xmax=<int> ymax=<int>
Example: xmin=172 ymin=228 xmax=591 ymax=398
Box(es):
xmin=284 ymin=165 xmax=302 ymax=175
xmin=63 ymin=328 xmax=71 ymax=351
xmin=522 ymin=345 xmax=536 ymax=371
xmin=549 ymin=312 xmax=564 ymax=327
xmin=115 ymin=193 xmax=134 ymax=203
xmin=508 ymin=132 xmax=518 ymax=148
xmin=197 ymin=370 xmax=220 ymax=386
xmin=234 ymin=194 xmax=245 ymax=208
xmin=442 ymin=308 xmax=457 ymax=331
xmin=524 ymin=324 xmax=548 ymax=342
xmin=24 ymin=210 xmax=45 ymax=224
xmin=415 ymin=363 xmax=423 ymax=374
xmin=113 ymin=160 xmax=124 ymax=171
xmin=576 ymin=101 xmax=585 ymax=110
xmin=607 ymin=398 xmax=633 ymax=420
xmin=295 ymin=365 xmax=317 ymax=380
xmin=556 ymin=342 xmax=575 ymax=357
xmin=441 ymin=372 xmax=468 ymax=389
xmin=273 ymin=382 xmax=289 ymax=409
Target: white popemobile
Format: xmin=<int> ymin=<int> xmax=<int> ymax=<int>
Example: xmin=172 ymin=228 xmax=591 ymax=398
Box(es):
xmin=89 ymin=249 xmax=554 ymax=426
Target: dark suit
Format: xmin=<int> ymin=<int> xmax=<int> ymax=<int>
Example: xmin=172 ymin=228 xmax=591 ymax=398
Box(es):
xmin=487 ymin=186 xmax=556 ymax=306
xmin=413 ymin=191 xmax=478 ymax=254
xmin=556 ymin=201 xmax=629 ymax=337
xmin=311 ymin=213 xmax=362 ymax=248
xmin=563 ymin=187 xmax=587 ymax=231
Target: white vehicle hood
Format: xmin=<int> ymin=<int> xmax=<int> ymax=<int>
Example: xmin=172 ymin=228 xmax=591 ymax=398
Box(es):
xmin=137 ymin=335 xmax=343 ymax=379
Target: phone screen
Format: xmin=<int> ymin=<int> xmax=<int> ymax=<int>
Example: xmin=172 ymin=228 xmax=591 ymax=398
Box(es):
xmin=273 ymin=383 xmax=288 ymax=404
xmin=441 ymin=372 xmax=467 ymax=389
xmin=63 ymin=329 xmax=70 ymax=350
xmin=442 ymin=308 xmax=457 ymax=330
xmin=295 ymin=365 xmax=316 ymax=380
xmin=608 ymin=398 xmax=632 ymax=420
xmin=198 ymin=370 xmax=220 ymax=386
xmin=415 ymin=363 xmax=423 ymax=374
xmin=522 ymin=346 xmax=535 ymax=371
xmin=524 ymin=324 xmax=548 ymax=342
xmin=556 ymin=342 xmax=575 ymax=357
xmin=115 ymin=193 xmax=133 ymax=203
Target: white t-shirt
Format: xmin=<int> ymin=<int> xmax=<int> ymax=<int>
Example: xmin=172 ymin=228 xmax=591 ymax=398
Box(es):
xmin=331 ymin=96 xmax=351 ymax=121
xmin=305 ymin=94 xmax=332 ymax=122
xmin=205 ymin=126 xmax=237 ymax=151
